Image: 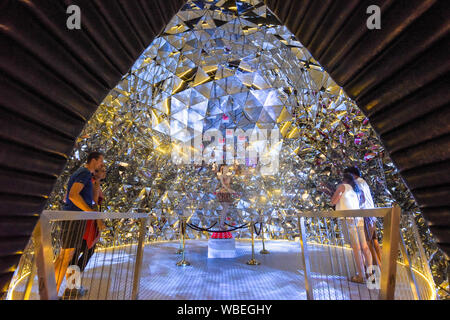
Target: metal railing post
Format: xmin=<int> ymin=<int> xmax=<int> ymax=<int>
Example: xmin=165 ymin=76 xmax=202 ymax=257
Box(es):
xmin=131 ymin=217 xmax=148 ymax=300
xmin=176 ymin=216 xmax=191 ymax=266
xmin=176 ymin=216 xmax=184 ymax=254
xmin=34 ymin=217 xmax=58 ymax=300
xmin=379 ymin=205 xmax=401 ymax=300
xmin=260 ymin=222 xmax=269 ymax=254
xmin=246 ymin=219 xmax=261 ymax=265
xmin=297 ymin=215 xmax=313 ymax=300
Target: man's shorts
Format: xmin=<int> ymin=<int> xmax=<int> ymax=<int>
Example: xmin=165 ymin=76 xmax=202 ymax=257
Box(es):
xmin=60 ymin=220 xmax=87 ymax=249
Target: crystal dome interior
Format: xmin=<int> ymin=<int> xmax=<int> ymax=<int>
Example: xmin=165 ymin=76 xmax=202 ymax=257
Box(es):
xmin=48 ymin=0 xmax=420 ymax=242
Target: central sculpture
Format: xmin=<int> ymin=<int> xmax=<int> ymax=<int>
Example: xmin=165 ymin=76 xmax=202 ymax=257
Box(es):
xmin=208 ymin=164 xmax=237 ymax=258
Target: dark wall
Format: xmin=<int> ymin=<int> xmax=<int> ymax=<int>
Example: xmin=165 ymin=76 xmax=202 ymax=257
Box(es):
xmin=0 ymin=0 xmax=448 ymax=294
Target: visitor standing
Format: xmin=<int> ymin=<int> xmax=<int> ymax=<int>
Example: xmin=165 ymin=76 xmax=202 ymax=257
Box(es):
xmin=331 ymin=173 xmax=373 ymax=283
xmin=70 ymin=164 xmax=107 ymax=273
xmin=345 ymin=167 xmax=382 ymax=266
xmin=54 ymin=151 xmax=104 ymax=298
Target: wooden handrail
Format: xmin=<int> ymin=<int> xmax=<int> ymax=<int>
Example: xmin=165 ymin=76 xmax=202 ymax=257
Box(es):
xmin=295 ymin=205 xmax=401 ymax=300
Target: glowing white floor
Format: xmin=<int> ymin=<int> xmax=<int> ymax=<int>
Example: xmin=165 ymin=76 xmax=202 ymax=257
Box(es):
xmin=140 ymin=240 xmax=308 ymax=300
xmin=139 ymin=240 xmax=380 ymax=300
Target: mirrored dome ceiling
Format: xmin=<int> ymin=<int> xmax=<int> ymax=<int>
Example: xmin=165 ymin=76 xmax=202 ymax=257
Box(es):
xmin=121 ymin=0 xmax=343 ymax=140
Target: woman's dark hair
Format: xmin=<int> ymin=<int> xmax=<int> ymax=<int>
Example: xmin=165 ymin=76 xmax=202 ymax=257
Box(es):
xmin=343 ymin=173 xmax=361 ymax=197
xmin=344 ymin=166 xmax=361 ymax=177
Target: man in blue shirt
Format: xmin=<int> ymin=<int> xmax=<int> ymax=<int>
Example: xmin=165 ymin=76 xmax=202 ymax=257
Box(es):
xmin=54 ymin=151 xmax=104 ymax=298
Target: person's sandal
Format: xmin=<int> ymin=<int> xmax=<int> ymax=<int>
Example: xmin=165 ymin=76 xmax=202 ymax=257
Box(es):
xmin=349 ymin=276 xmax=365 ymax=284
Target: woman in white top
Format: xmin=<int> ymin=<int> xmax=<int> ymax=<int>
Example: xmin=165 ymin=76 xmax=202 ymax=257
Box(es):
xmin=331 ymin=173 xmax=373 ymax=283
xmin=345 ymin=167 xmax=382 ymax=267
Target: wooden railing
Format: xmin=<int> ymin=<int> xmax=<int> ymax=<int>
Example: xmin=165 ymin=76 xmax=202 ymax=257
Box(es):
xmin=296 ymin=205 xmax=401 ymax=300
xmin=20 ymin=210 xmax=148 ymax=300
xmin=8 ymin=205 xmax=434 ymax=300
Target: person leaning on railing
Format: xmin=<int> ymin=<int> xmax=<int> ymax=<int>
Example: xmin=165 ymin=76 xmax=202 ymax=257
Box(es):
xmin=330 ymin=173 xmax=373 ymax=284
xmin=344 ymin=167 xmax=382 ymax=267
xmin=69 ymin=165 xmax=107 ymax=274
xmin=54 ymin=151 xmax=104 ymax=299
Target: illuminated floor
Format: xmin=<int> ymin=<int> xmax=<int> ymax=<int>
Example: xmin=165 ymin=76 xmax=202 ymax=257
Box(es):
xmin=139 ymin=240 xmax=379 ymax=300
xmin=12 ymin=240 xmax=429 ymax=300
xmin=140 ymin=240 xmax=309 ymax=300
